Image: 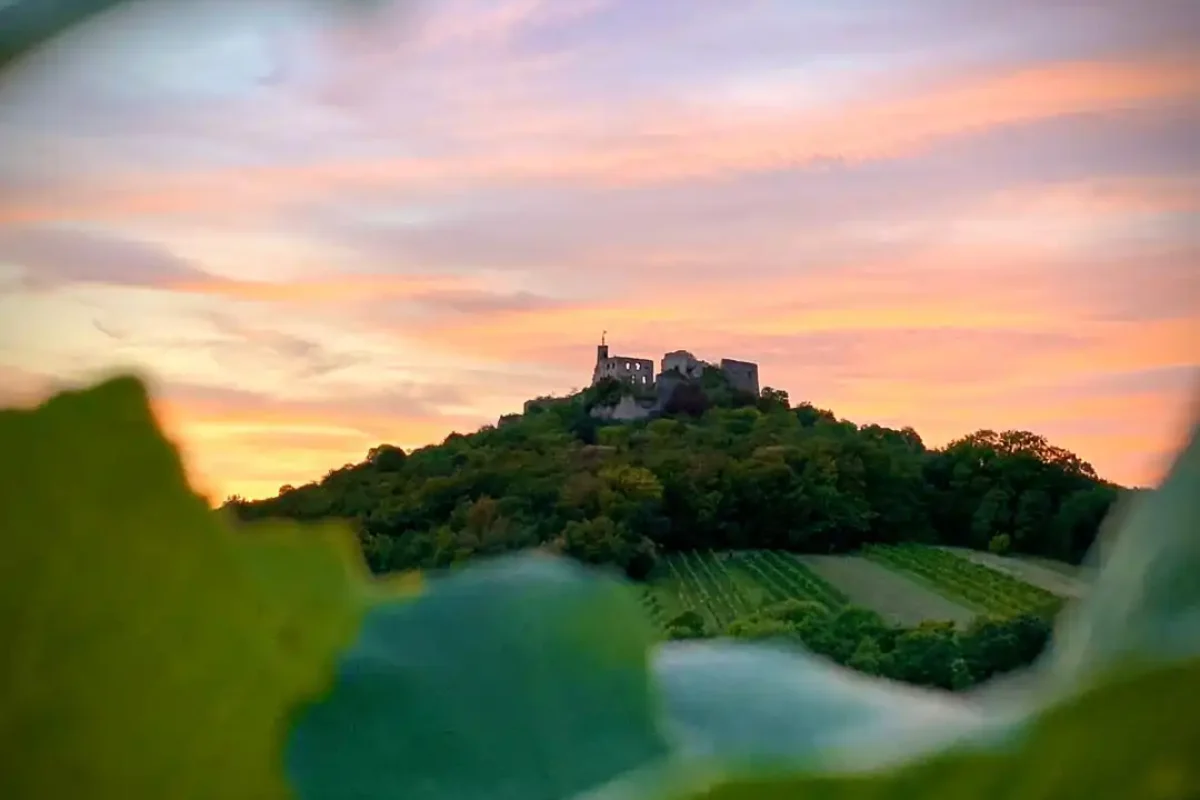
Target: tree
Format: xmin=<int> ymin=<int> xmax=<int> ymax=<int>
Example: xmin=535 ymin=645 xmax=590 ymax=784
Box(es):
xmin=367 ymin=444 xmax=407 ymax=472
xmin=888 ymin=622 xmax=964 ymax=689
xmin=725 ymin=617 xmax=795 ymax=640
xmin=847 ymin=636 xmax=884 ymax=676
xmin=1052 ymin=485 xmax=1119 ymax=562
xmin=970 ymin=487 xmax=1012 ymax=549
xmin=662 ymin=381 xmax=710 ymax=417
xmin=793 ymin=402 xmax=837 ymax=428
xmin=758 ymin=386 xmax=791 ymax=413
xmin=233 ymin=379 xmax=1116 ymax=575
xmin=666 ymin=610 xmax=708 ymax=639
xmin=1013 ymin=489 xmax=1052 ymax=547
xmin=557 ymin=516 xmax=657 ymax=579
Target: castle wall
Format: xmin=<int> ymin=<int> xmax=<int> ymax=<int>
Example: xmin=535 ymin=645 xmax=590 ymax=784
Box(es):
xmin=661 ymin=350 xmax=705 ymax=379
xmin=589 ymin=341 xmax=759 ymax=401
xmin=590 ymin=394 xmax=655 ymax=421
xmin=720 ymin=358 xmax=760 ymax=396
xmin=593 ymin=354 xmax=655 ymax=387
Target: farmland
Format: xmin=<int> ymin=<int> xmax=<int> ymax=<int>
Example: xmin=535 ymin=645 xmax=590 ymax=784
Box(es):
xmin=796 ymin=554 xmax=976 ymax=627
xmin=941 ymin=547 xmax=1089 ymax=599
xmin=639 ymin=550 xmax=848 ymax=633
xmin=639 ymin=545 xmax=1074 ymax=636
xmin=863 ymin=544 xmax=1064 ymax=617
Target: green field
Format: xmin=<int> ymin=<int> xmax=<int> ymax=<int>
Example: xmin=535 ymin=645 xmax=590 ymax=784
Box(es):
xmin=862 ymin=543 xmax=1065 ymax=616
xmin=943 ymin=546 xmax=1089 ymax=598
xmin=640 ymin=550 xmax=847 ymax=633
xmin=796 ymin=553 xmax=977 ymax=627
xmin=640 ymin=545 xmax=1074 ymax=635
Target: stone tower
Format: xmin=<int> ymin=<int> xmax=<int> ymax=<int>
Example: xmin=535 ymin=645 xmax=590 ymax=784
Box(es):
xmin=591 ymin=333 xmax=654 ymax=387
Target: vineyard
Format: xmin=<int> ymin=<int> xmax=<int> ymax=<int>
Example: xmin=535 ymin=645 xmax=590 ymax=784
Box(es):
xmin=636 ymin=546 xmax=1069 ymax=635
xmin=862 ymin=543 xmax=1064 ymax=617
xmin=639 ymin=550 xmax=848 ymax=634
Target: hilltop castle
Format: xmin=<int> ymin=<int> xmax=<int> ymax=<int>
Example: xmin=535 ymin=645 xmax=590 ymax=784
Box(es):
xmin=591 ymin=334 xmax=760 ymax=396
xmin=519 ymin=336 xmax=762 ymax=421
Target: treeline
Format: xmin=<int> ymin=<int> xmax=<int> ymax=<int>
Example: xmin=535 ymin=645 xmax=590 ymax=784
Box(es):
xmin=675 ymin=600 xmax=1052 ymax=692
xmin=227 ymin=375 xmax=1122 ymax=579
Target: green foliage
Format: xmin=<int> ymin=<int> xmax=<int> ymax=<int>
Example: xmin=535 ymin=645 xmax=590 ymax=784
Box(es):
xmin=234 ymin=382 xmax=1121 ymax=577
xmin=2 ymin=375 xmax=1198 ymax=799
xmin=650 ymin=546 xmax=1053 ymax=691
xmin=2 ymin=0 xmax=132 ymax=69
xmin=665 ymin=609 xmax=710 ymax=640
xmin=0 ymin=0 xmax=378 ymax=71
xmin=583 ymin=376 xmax=629 ymax=410
xmin=716 ymin=601 xmax=1051 ymax=691
xmin=757 ymin=386 xmax=791 ymax=413
xmin=287 ymin=556 xmax=669 ymax=800
xmin=655 ymin=551 xmax=845 ymax=636
xmin=0 ymin=376 xmax=392 ymax=798
xmin=989 ymin=533 xmax=1012 ymax=555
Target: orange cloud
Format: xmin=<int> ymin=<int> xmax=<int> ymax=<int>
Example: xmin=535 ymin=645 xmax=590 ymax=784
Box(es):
xmin=165 ymin=272 xmax=475 ymax=303
xmin=3 ymin=56 xmax=1196 ymax=224
xmin=152 ymin=391 xmax=488 ymax=501
xmin=981 ymin=175 xmax=1200 ymax=217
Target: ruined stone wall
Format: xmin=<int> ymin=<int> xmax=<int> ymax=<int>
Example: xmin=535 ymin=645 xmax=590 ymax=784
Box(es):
xmin=592 ymin=354 xmax=655 ymax=388
xmin=589 ymin=394 xmax=655 ymax=421
xmin=661 ymin=350 xmax=706 ymax=379
xmin=720 ymin=358 xmax=760 ymax=396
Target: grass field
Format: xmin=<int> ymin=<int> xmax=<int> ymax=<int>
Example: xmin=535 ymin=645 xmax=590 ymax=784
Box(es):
xmin=640 ymin=545 xmax=1076 ymax=635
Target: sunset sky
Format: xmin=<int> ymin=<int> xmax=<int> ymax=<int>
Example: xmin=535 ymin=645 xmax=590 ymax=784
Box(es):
xmin=0 ymin=0 xmax=1197 ymax=501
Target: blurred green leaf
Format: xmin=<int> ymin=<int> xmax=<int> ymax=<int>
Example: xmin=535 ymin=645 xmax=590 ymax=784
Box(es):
xmin=0 ymin=0 xmax=386 ymax=73
xmin=286 ymin=555 xmax=671 ymax=800
xmin=0 ymin=0 xmax=123 ymax=70
xmin=0 ymin=376 xmax=375 ymax=798
xmin=1 ymin=375 xmax=1196 ymax=799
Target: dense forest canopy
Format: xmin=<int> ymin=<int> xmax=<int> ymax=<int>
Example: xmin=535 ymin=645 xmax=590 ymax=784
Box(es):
xmin=228 ymin=373 xmax=1124 ymax=580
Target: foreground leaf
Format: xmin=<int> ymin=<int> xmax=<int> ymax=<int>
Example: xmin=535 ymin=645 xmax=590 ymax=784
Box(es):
xmin=0 ymin=0 xmax=386 ymax=73
xmin=0 ymin=376 xmax=371 ymax=798
xmin=286 ymin=556 xmax=671 ymax=800
xmin=2 ymin=375 xmax=1197 ymax=800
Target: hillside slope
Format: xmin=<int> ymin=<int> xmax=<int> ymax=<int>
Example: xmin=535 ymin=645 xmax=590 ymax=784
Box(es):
xmin=228 ymin=377 xmax=1124 ymax=583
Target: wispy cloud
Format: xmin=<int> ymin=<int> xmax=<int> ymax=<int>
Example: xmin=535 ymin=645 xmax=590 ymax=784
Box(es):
xmin=0 ymin=225 xmax=212 ymax=288
xmin=0 ymin=0 xmax=1196 ymax=498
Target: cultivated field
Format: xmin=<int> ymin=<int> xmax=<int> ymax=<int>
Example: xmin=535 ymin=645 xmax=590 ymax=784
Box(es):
xmin=941 ymin=547 xmax=1089 ymax=599
xmin=863 ymin=544 xmax=1064 ymax=617
xmin=640 ymin=550 xmax=847 ymax=633
xmin=639 ymin=545 xmax=1075 ymax=635
xmin=795 ymin=553 xmax=977 ymax=627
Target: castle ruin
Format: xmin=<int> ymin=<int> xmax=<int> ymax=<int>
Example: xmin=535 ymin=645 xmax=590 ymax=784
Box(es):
xmin=592 ymin=334 xmax=655 ymax=388
xmin=590 ymin=335 xmax=760 ymax=401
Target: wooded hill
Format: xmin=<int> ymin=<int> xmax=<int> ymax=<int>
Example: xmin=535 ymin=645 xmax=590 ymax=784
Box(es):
xmin=227 ymin=373 xmax=1123 ymax=582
